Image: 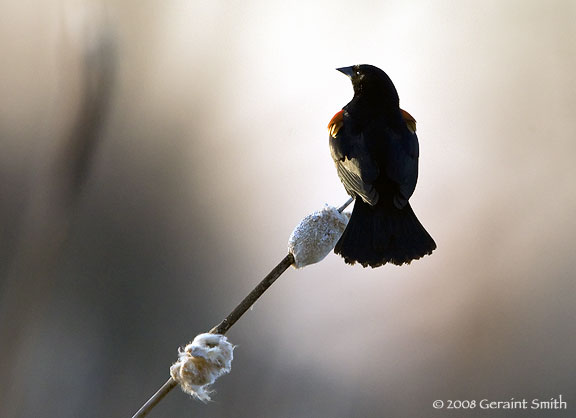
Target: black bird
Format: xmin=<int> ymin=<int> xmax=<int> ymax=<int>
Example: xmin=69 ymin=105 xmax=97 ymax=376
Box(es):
xmin=328 ymin=64 xmax=436 ymax=267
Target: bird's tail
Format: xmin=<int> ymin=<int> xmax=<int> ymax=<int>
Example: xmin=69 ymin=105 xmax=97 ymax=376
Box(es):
xmin=334 ymin=198 xmax=436 ymax=267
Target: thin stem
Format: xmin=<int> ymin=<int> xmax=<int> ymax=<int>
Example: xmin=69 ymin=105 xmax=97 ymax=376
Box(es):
xmin=130 ymin=254 xmax=294 ymax=418
xmin=337 ymin=197 xmax=354 ymax=213
xmin=209 ymin=253 xmax=294 ymax=335
xmin=130 ymin=198 xmax=352 ymax=417
xmin=209 ymin=197 xmax=352 ymax=335
xmin=132 ymin=378 xmax=177 ymax=418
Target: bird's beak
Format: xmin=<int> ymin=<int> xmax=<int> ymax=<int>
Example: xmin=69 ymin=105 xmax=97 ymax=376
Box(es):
xmin=336 ymin=66 xmax=355 ymax=78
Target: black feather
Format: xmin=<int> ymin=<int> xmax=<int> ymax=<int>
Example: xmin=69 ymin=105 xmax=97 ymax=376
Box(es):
xmin=330 ymin=64 xmax=436 ymax=267
xmin=335 ymin=198 xmax=436 ymax=267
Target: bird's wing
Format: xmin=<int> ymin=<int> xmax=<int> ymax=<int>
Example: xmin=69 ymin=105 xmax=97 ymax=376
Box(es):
xmin=335 ymin=157 xmax=379 ymax=205
xmin=329 ymin=111 xmax=380 ymax=205
xmin=374 ymin=111 xmax=419 ymax=208
xmin=335 ymin=110 xmax=419 ymax=209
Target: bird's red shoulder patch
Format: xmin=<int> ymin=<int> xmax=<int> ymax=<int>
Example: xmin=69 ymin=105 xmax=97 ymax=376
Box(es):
xmin=328 ymin=110 xmax=344 ymax=138
xmin=400 ymin=109 xmax=417 ymax=133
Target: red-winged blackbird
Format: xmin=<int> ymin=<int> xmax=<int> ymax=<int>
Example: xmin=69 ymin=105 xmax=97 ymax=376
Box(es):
xmin=328 ymin=64 xmax=436 ymax=267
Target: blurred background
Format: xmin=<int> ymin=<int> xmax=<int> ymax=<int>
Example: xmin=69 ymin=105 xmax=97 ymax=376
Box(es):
xmin=1 ymin=1 xmax=575 ymax=417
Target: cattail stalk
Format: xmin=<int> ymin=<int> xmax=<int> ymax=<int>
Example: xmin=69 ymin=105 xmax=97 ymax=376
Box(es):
xmin=131 ymin=197 xmax=354 ymax=418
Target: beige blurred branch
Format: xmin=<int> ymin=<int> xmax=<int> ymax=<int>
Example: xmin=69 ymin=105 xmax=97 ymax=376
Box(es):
xmin=57 ymin=9 xmax=116 ymax=208
xmin=0 ymin=5 xmax=116 ymax=412
xmin=131 ymin=197 xmax=354 ymax=418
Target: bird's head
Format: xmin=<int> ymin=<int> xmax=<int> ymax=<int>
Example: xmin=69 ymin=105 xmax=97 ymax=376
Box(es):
xmin=337 ymin=64 xmax=399 ymax=107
